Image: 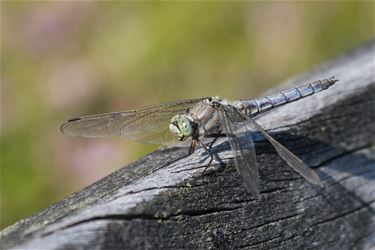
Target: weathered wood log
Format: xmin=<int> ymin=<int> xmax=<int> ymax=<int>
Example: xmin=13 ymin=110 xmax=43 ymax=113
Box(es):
xmin=1 ymin=41 xmax=374 ymax=250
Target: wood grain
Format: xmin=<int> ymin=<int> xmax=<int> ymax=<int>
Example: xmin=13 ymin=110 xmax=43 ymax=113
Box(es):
xmin=1 ymin=40 xmax=374 ymax=250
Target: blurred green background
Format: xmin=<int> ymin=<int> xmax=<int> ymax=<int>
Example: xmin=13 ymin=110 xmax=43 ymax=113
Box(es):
xmin=1 ymin=1 xmax=374 ymax=229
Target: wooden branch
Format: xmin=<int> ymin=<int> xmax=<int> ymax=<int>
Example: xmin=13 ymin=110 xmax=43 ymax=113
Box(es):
xmin=1 ymin=41 xmax=374 ymax=250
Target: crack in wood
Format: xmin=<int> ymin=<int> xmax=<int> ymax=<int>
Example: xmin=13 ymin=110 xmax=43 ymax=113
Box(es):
xmin=310 ymin=200 xmax=375 ymax=227
xmin=2 ymin=41 xmax=374 ymax=250
xmin=316 ymin=144 xmax=373 ymax=168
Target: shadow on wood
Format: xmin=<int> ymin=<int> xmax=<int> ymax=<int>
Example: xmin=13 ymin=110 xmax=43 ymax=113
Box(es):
xmin=1 ymin=41 xmax=374 ymax=250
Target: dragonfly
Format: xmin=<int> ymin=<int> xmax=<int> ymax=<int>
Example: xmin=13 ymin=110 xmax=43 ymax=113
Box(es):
xmin=61 ymin=77 xmax=338 ymax=197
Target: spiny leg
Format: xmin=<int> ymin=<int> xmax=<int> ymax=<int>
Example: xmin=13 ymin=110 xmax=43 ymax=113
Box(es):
xmin=199 ymin=134 xmax=227 ymax=172
xmin=205 ymin=133 xmax=226 ymax=148
xmin=187 ymin=139 xmax=214 ymax=172
xmin=197 ymin=140 xmax=214 ymax=172
xmin=190 ymin=134 xmax=225 ymax=172
xmin=207 ymin=136 xmax=218 ymax=149
xmin=188 ymin=139 xmax=197 ymax=155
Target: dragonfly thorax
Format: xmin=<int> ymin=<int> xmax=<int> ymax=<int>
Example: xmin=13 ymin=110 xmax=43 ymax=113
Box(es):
xmin=169 ymin=114 xmax=195 ymax=141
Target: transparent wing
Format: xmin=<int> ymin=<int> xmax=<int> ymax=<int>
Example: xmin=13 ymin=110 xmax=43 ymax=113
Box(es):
xmin=233 ymin=109 xmax=325 ymax=188
xmin=217 ymin=105 xmax=260 ymax=197
xmin=60 ymin=98 xmax=203 ymax=145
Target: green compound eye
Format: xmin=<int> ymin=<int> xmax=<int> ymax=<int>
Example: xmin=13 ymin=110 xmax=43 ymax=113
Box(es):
xmin=169 ymin=114 xmax=193 ymax=140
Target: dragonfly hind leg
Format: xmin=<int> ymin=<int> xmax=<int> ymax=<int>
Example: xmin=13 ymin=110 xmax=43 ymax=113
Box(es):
xmin=191 ymin=135 xmax=226 ymax=172
xmin=188 ymin=138 xmax=213 ymax=171
xmin=200 ymin=134 xmax=226 ymax=172
xmin=187 ymin=139 xmax=213 ymax=172
xmin=197 ymin=140 xmax=214 ymax=172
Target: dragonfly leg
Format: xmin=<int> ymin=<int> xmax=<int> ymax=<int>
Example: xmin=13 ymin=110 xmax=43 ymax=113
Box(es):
xmin=188 ymin=139 xmax=197 ymax=155
xmin=207 ymin=136 xmax=218 ymax=149
xmin=197 ymin=140 xmax=214 ymax=172
xmin=205 ymin=133 xmax=226 ymax=149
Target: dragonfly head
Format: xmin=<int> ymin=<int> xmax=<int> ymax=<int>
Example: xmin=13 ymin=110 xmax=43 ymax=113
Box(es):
xmin=169 ymin=114 xmax=194 ymax=141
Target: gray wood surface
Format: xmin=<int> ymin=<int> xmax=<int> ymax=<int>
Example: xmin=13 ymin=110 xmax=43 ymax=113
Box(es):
xmin=1 ymin=41 xmax=374 ymax=250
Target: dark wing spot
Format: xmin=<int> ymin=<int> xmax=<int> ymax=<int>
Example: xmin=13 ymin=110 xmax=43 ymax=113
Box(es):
xmin=67 ymin=117 xmax=81 ymax=122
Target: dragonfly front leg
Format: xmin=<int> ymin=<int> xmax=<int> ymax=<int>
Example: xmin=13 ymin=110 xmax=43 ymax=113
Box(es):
xmin=188 ymin=139 xmax=197 ymax=155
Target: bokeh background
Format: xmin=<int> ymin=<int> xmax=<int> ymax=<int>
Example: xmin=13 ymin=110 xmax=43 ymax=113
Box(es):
xmin=1 ymin=1 xmax=374 ymax=229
